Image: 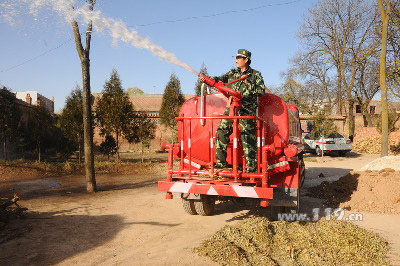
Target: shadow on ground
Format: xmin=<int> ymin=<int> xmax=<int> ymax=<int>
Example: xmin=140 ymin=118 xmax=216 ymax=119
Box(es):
xmin=0 ymin=210 xmax=123 ymax=265
xmin=304 ymin=167 xmax=353 ymax=181
xmin=0 ymin=209 xmax=181 ymax=265
xmin=306 ymin=172 xmax=360 ymax=209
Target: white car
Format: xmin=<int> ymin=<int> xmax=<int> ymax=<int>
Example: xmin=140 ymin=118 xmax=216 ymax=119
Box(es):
xmin=303 ymin=133 xmax=352 ymax=156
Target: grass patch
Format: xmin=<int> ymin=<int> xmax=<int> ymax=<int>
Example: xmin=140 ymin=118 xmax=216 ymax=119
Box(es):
xmin=0 ymin=152 xmax=168 ymax=177
xmin=303 ymin=157 xmax=318 ymax=162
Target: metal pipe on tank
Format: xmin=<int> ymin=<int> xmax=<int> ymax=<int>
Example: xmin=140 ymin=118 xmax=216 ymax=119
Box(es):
xmin=200 ymin=83 xmax=206 ymax=126
xmin=233 ymin=118 xmax=238 ymax=181
xmin=189 ymin=120 xmax=192 ymax=179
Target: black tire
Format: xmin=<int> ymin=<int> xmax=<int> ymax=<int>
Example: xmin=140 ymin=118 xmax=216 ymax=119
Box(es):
xmin=269 ymin=206 xmax=285 ymax=221
xmin=300 ymin=159 xmax=306 ymax=188
xmin=194 ymin=195 xmax=216 ymax=216
xmin=304 ymin=143 xmax=312 ymax=153
xmin=315 ymin=146 xmax=322 ymax=157
xmin=338 ymin=150 xmax=347 ymax=156
xmin=182 ymin=198 xmax=197 ymax=215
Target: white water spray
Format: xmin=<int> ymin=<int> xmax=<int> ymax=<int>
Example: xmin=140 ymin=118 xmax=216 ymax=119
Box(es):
xmin=0 ymin=0 xmax=199 ymax=75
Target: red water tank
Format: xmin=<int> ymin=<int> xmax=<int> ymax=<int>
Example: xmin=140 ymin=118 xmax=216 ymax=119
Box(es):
xmin=177 ymin=92 xmax=301 ymax=169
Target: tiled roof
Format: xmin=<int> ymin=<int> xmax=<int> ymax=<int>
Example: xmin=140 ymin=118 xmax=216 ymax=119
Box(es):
xmin=92 ymin=93 xmax=195 ymax=112
xmin=130 ymin=95 xmax=163 ymax=111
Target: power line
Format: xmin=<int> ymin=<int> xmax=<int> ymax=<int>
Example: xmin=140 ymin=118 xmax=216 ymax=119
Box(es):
xmin=129 ymin=0 xmax=302 ymax=28
xmin=1 ymin=0 xmax=302 ymax=73
xmin=0 ymin=37 xmax=73 ymax=73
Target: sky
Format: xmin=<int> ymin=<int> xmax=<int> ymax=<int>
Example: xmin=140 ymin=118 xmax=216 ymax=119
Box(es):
xmin=0 ymin=0 xmax=317 ymax=112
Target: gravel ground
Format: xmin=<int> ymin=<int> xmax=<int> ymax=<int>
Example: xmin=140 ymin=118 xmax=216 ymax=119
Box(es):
xmin=359 ymin=156 xmax=400 ymax=171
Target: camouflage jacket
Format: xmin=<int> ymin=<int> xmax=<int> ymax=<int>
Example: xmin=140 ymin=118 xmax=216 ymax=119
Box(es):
xmin=212 ymin=67 xmax=265 ymax=115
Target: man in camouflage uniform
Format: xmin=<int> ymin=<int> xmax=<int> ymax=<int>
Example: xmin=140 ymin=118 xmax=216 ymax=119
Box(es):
xmin=200 ymin=49 xmax=265 ymax=173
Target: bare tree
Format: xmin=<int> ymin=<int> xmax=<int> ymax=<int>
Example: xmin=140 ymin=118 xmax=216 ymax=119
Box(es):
xmin=278 ymin=75 xmax=316 ymax=114
xmin=299 ymin=0 xmax=378 ymax=136
xmin=287 ymin=50 xmax=336 ymax=111
xmin=378 ymin=0 xmax=391 ymax=156
xmin=71 ymin=0 xmax=96 ymax=192
xmin=387 ymin=1 xmax=400 ymax=98
xmin=354 ymin=53 xmax=380 ymax=126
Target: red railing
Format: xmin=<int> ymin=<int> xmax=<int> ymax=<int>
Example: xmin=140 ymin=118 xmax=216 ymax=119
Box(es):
xmin=163 ymin=115 xmax=275 ymax=189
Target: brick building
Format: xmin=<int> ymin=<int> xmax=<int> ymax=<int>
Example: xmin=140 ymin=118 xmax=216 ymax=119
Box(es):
xmin=0 ymin=91 xmax=54 ymax=160
xmin=15 ymin=91 xmax=55 ymax=113
xmin=300 ymin=99 xmax=400 ymax=136
xmin=331 ymin=99 xmax=400 ymax=117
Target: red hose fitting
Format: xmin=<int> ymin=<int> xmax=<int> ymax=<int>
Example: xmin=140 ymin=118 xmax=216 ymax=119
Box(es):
xmin=201 ymin=75 xmax=242 ymax=99
xmin=202 ymin=75 xmax=216 ymax=87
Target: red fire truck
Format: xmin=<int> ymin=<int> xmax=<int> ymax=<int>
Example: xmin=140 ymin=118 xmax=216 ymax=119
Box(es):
xmin=158 ymin=75 xmax=304 ymax=216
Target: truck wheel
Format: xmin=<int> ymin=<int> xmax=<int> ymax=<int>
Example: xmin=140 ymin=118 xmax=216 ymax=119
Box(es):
xmin=182 ymin=198 xmax=197 ymax=215
xmin=194 ymin=195 xmax=215 ymax=216
xmin=315 ymin=146 xmax=322 ymax=157
xmin=300 ymin=159 xmax=306 ymax=188
xmin=271 ymin=189 xmax=302 ymax=221
xmin=291 ymin=188 xmax=301 ymax=214
xmin=269 ymin=206 xmax=284 ymax=221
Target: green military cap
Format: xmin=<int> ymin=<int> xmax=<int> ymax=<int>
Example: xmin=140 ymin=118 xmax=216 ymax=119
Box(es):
xmin=236 ymin=49 xmax=251 ymax=59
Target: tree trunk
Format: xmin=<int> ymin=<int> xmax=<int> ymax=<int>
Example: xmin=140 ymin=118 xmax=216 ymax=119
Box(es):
xmin=361 ymin=103 xmax=373 ymax=127
xmin=82 ymin=58 xmax=96 ymax=192
xmin=3 ymin=139 xmax=7 ymax=161
xmin=348 ymin=99 xmax=355 ymax=137
xmin=336 ymin=70 xmax=342 ymax=115
xmin=362 ymin=114 xmax=368 ymax=127
xmin=379 ymin=0 xmax=390 ymax=157
xmin=362 ymin=113 xmax=373 ymax=127
xmin=38 ymin=141 xmax=41 ymax=162
xmin=367 ymin=114 xmax=373 ymax=127
xmin=71 ymin=0 xmax=96 ymax=192
xmin=141 ymin=141 xmax=144 ymax=163
xmin=78 ymin=142 xmax=82 ymax=163
xmin=338 ymin=42 xmax=357 ymax=138
xmin=116 ymin=132 xmax=120 ymax=159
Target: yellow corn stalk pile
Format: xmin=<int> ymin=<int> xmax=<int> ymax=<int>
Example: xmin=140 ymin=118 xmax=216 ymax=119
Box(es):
xmin=353 ymin=136 xmax=398 ymax=154
xmin=194 ymin=217 xmax=388 ymax=265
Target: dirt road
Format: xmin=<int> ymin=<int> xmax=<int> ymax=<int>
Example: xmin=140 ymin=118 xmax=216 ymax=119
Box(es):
xmin=1 ymin=153 xmax=399 ymax=265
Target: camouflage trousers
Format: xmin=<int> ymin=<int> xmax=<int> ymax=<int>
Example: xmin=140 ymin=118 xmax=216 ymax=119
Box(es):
xmin=216 ymin=107 xmax=258 ymax=173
